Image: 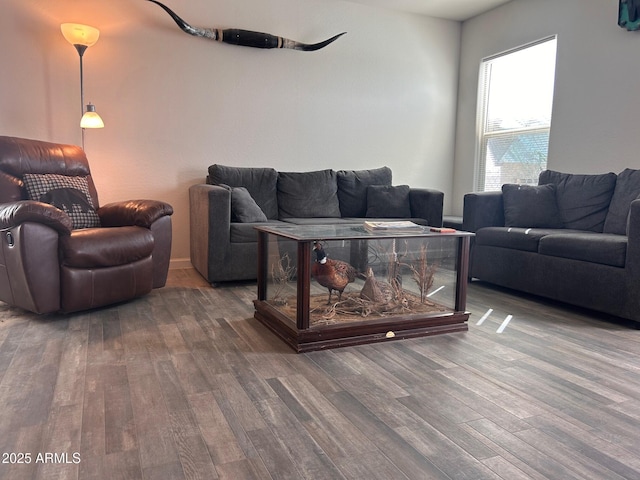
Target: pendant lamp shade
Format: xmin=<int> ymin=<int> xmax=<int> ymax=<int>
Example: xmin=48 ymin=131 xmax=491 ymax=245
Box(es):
xmin=80 ymin=104 xmax=104 ymax=129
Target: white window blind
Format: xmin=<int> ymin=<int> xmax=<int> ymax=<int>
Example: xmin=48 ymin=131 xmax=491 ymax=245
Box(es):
xmin=475 ymin=36 xmax=557 ymax=192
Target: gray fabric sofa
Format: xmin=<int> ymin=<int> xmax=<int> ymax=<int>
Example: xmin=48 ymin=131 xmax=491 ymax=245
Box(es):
xmin=462 ymin=168 xmax=640 ymax=324
xmin=190 ymin=164 xmax=444 ymax=284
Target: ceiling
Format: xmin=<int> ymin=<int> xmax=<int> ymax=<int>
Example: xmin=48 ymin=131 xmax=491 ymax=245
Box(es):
xmin=346 ymin=0 xmax=513 ymax=21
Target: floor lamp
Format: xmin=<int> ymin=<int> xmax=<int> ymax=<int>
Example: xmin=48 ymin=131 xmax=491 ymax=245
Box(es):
xmin=61 ymin=23 xmax=104 ymax=149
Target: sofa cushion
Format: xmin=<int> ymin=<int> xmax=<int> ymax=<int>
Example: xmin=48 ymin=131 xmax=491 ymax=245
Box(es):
xmin=366 ymin=185 xmax=411 ymax=218
xmin=538 ymin=233 xmax=627 ymax=267
xmin=337 ymin=166 xmax=392 ymax=217
xmin=475 ymin=227 xmax=590 ymax=252
xmin=603 ymin=168 xmax=640 ymax=235
xmin=208 ymin=164 xmax=279 ymax=220
xmin=230 ymin=220 xmax=287 ymax=243
xmin=277 ymin=169 xmax=341 ymax=218
xmin=538 ymin=170 xmax=616 ymax=232
xmin=502 ymin=183 xmax=562 ymax=228
xmin=23 ymin=173 xmax=101 ymax=229
xmin=220 ymin=185 xmax=267 ymax=223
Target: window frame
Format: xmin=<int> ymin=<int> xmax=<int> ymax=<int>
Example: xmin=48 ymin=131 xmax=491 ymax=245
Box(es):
xmin=474 ymin=35 xmax=558 ymax=192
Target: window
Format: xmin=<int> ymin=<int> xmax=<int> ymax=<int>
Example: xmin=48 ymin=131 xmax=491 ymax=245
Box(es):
xmin=475 ymin=36 xmax=557 ymax=192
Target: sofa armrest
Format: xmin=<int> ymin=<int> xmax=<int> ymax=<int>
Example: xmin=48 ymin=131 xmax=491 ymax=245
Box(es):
xmin=409 ymin=188 xmax=444 ymax=227
xmin=98 ymin=200 xmax=174 ymax=228
xmin=189 ymin=184 xmax=232 ymax=282
xmin=0 ymin=200 xmax=72 ymax=235
xmin=626 ymin=198 xmax=640 ymax=273
xmin=462 ymin=191 xmax=505 ymax=232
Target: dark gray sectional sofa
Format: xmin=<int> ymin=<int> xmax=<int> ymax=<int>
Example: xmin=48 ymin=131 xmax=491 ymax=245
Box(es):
xmin=463 ymin=169 xmax=640 ymax=324
xmin=190 ymin=165 xmax=444 ymax=284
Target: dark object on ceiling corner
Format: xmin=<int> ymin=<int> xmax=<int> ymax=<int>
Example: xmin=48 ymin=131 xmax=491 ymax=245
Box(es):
xmin=619 ymin=0 xmax=640 ymax=31
xmin=146 ymin=0 xmax=346 ymax=51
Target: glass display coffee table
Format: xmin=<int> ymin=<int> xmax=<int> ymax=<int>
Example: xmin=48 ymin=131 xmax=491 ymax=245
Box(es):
xmin=254 ymin=223 xmax=473 ymax=352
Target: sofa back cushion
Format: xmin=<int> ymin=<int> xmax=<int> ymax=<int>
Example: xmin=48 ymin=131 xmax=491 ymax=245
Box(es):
xmin=336 ymin=166 xmax=392 ymax=217
xmin=538 ymin=170 xmax=616 ymax=232
xmin=277 ymin=169 xmax=341 ymax=218
xmin=219 ymin=185 xmax=268 ymax=223
xmin=502 ymin=183 xmax=562 ymax=228
xmin=208 ymin=164 xmax=278 ymax=220
xmin=365 ymin=185 xmax=411 ymax=218
xmin=603 ymin=168 xmax=640 ymax=235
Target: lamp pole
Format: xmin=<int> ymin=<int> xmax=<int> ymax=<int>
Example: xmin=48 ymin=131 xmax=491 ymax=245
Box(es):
xmin=61 ymin=23 xmax=103 ymax=150
xmin=75 ymin=44 xmax=88 ymax=148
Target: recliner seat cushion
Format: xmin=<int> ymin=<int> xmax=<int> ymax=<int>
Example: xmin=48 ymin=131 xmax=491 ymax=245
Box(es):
xmin=61 ymin=226 xmax=154 ymax=268
xmin=539 ymin=170 xmax=616 ymax=232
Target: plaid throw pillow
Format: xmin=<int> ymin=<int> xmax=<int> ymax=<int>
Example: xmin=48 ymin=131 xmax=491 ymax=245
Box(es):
xmin=23 ymin=173 xmax=101 ymax=229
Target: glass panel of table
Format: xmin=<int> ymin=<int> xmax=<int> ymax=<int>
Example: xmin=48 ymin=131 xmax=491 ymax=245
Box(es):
xmin=254 ymin=223 xmax=474 ymax=352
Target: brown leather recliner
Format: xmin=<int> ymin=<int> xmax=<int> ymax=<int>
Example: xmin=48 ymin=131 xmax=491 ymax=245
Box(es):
xmin=0 ymin=135 xmax=173 ymax=314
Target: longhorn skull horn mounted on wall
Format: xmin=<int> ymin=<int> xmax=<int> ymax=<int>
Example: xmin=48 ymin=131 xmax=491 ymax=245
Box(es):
xmin=146 ymin=0 xmax=346 ymax=51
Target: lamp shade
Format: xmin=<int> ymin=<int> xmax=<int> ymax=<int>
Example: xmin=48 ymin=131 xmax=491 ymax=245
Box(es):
xmin=80 ymin=104 xmax=104 ymax=129
xmin=61 ymin=23 xmax=100 ymax=47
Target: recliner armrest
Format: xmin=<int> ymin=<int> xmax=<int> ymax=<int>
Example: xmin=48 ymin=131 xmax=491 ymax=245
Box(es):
xmin=462 ymin=191 xmax=505 ymax=232
xmin=0 ymin=200 xmax=73 ymax=234
xmin=98 ymin=200 xmax=174 ymax=228
xmin=409 ymin=188 xmax=444 ymax=227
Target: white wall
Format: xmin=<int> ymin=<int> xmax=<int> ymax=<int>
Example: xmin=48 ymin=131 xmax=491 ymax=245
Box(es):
xmin=452 ymin=0 xmax=640 ymax=215
xmin=0 ymin=0 xmax=460 ymax=266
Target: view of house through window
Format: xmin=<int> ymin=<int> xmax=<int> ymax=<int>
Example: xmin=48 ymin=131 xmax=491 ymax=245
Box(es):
xmin=475 ymin=36 xmax=557 ymax=192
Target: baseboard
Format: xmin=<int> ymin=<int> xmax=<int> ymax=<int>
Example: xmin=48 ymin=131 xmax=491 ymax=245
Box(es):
xmin=169 ymin=258 xmax=192 ymax=270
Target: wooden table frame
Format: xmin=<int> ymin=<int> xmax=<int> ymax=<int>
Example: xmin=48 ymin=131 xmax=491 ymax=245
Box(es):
xmin=254 ymin=226 xmax=473 ymax=352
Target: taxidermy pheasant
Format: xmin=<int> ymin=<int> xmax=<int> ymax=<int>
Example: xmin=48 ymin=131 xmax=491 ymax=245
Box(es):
xmin=312 ymin=241 xmax=357 ymax=304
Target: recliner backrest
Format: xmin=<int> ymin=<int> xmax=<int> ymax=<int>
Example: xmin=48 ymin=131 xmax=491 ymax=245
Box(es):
xmin=0 ymin=136 xmax=99 ymax=207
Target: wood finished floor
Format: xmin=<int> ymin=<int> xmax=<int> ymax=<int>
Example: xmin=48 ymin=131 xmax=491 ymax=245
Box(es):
xmin=1 ymin=268 xmax=640 ymax=480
